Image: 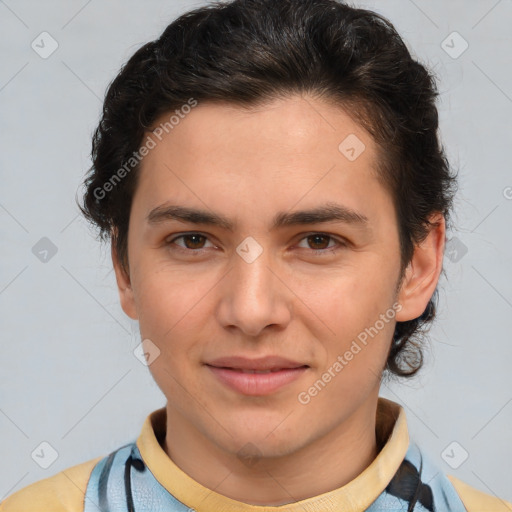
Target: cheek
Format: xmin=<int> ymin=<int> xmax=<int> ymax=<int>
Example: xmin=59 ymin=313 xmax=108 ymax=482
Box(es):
xmin=131 ymin=269 xmax=206 ymax=398
xmin=131 ymin=262 xmax=202 ymax=336
xmin=305 ymin=257 xmax=397 ymax=325
xmin=129 ymin=276 xmax=202 ymax=395
xmin=301 ymin=262 xmax=398 ymax=371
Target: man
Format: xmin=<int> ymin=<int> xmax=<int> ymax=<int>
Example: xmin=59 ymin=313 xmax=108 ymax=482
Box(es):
xmin=2 ymin=0 xmax=510 ymax=510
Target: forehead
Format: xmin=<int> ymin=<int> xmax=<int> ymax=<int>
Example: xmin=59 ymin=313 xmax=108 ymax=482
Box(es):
xmin=132 ymin=95 xmax=393 ymax=230
xmin=145 ymin=96 xmax=371 ymax=165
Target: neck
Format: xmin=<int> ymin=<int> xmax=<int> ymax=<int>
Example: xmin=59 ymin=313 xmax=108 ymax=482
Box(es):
xmin=162 ymin=395 xmax=380 ymax=506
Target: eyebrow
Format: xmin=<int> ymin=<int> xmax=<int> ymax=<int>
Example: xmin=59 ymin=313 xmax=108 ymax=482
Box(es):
xmin=146 ymin=201 xmax=370 ymax=232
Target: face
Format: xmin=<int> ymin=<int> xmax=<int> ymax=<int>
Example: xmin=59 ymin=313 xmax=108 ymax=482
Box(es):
xmin=113 ymin=94 xmax=443 ymax=460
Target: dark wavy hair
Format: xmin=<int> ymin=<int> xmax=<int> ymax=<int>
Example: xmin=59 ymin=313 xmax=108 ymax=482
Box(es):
xmin=78 ymin=0 xmax=457 ymax=379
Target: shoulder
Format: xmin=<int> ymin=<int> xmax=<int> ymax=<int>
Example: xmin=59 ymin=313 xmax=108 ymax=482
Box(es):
xmin=448 ymin=474 xmax=512 ymax=512
xmin=397 ymin=441 xmax=511 ymax=512
xmin=0 ymin=455 xmax=102 ymax=512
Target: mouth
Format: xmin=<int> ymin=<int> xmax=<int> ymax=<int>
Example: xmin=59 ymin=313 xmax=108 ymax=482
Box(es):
xmin=212 ymin=367 xmax=308 ymax=374
xmin=205 ymin=354 xmax=308 ymax=371
xmin=205 ymin=358 xmax=309 ymax=396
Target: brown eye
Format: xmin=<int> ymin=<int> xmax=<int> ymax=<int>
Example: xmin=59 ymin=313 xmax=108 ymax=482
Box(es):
xmin=181 ymin=234 xmax=207 ymax=249
xmin=167 ymin=233 xmax=214 ymax=252
xmin=306 ymin=234 xmax=332 ymax=250
xmin=296 ymin=233 xmax=346 ymax=256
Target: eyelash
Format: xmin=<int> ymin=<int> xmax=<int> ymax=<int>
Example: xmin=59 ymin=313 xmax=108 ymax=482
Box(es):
xmin=165 ymin=232 xmax=347 ymax=257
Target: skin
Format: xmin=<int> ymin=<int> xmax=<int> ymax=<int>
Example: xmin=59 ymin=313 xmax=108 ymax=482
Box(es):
xmin=112 ymin=94 xmax=445 ymax=506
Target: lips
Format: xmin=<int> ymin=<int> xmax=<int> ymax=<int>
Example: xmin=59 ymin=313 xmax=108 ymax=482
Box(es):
xmin=205 ymin=355 xmax=309 ymax=396
xmin=205 ymin=355 xmax=308 ymax=372
xmin=228 ymin=368 xmax=294 ymax=374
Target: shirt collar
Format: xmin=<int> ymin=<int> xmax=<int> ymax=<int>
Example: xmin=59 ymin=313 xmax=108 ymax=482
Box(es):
xmin=136 ymin=397 xmax=409 ymax=512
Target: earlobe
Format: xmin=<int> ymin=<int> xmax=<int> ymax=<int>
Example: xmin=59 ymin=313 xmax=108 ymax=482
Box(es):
xmin=111 ymin=241 xmax=139 ymax=320
xmin=395 ymin=213 xmax=445 ymax=323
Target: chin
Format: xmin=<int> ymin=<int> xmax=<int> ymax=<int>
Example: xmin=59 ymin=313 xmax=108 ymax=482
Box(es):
xmin=229 ymin=426 xmax=304 ymax=459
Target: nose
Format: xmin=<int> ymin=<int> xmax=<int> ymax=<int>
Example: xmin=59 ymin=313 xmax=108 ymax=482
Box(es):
xmin=215 ymin=242 xmax=292 ymax=337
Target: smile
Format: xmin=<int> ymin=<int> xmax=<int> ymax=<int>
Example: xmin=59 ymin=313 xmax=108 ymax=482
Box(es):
xmin=206 ymin=365 xmax=309 ymax=396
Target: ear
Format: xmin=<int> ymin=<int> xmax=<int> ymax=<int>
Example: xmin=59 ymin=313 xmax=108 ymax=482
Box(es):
xmin=111 ymin=238 xmax=138 ymax=320
xmin=395 ymin=213 xmax=445 ymax=322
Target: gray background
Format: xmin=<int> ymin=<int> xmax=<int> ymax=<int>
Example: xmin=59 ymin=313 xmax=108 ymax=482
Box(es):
xmin=1 ymin=0 xmax=511 ymax=504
